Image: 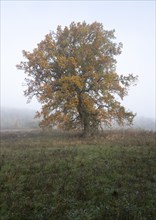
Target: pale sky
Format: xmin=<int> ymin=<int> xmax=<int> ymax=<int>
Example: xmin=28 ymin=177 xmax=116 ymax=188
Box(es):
xmin=1 ymin=1 xmax=155 ymax=119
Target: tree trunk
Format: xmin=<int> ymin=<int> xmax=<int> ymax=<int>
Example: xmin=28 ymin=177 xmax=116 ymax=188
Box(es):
xmin=83 ymin=118 xmax=91 ymax=137
xmin=77 ymin=95 xmax=99 ymax=137
xmin=81 ymin=113 xmax=99 ymax=137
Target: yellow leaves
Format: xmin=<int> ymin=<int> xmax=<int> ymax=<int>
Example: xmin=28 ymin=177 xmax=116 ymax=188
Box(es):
xmin=57 ymin=56 xmax=77 ymax=69
xmin=103 ymin=72 xmax=117 ymax=84
xmin=71 ymin=75 xmax=83 ymax=89
xmin=35 ymin=111 xmax=42 ymax=118
xmin=59 ymin=75 xmax=83 ymax=92
xmin=97 ymin=109 xmax=112 ymax=124
xmin=38 ymin=84 xmax=53 ymax=103
xmin=40 ymin=111 xmax=62 ymax=127
xmin=68 ymin=97 xmax=79 ymax=108
xmin=58 ymin=114 xmax=70 ymax=129
xmin=17 ymin=22 xmax=138 ymax=131
xmin=21 ymin=49 xmax=50 ymax=70
xmin=45 ymin=33 xmax=54 ymax=45
xmin=43 ymin=84 xmax=52 ymax=94
xmin=68 ymin=57 xmax=77 ymax=67
xmin=37 ymin=34 xmax=55 ymax=53
xmin=57 ymin=55 xmax=67 ymax=69
xmin=85 ymin=65 xmax=94 ymax=72
xmin=33 ymin=50 xmax=49 ymax=69
xmin=81 ymin=93 xmax=95 ymax=113
xmin=39 ymin=59 xmax=49 ymax=69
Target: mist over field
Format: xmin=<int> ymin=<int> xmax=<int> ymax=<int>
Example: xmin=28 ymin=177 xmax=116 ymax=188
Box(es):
xmin=1 ymin=107 xmax=155 ymax=131
xmin=0 ymin=107 xmax=40 ymax=130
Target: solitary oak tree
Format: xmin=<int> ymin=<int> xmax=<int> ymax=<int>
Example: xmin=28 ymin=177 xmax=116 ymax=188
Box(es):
xmin=17 ymin=21 xmax=138 ymax=136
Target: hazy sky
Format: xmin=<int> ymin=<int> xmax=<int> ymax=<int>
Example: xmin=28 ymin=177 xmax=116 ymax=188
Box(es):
xmin=1 ymin=1 xmax=155 ymax=119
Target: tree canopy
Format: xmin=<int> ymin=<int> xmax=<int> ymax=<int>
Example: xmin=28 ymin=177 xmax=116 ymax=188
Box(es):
xmin=17 ymin=21 xmax=138 ymax=136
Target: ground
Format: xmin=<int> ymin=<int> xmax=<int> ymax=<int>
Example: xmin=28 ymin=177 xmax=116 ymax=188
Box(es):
xmin=0 ymin=129 xmax=156 ymax=220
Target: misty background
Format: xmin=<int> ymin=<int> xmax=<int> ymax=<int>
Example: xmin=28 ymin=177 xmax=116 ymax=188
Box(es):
xmin=1 ymin=107 xmax=155 ymax=131
xmin=1 ymin=1 xmax=155 ymax=131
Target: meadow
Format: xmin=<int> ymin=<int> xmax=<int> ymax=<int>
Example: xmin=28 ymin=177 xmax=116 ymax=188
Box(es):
xmin=0 ymin=129 xmax=156 ymax=220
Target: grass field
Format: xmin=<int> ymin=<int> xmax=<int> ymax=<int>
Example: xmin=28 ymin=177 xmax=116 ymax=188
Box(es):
xmin=0 ymin=129 xmax=156 ymax=220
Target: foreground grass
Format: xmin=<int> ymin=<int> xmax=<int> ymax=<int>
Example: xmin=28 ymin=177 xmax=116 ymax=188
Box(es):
xmin=0 ymin=129 xmax=156 ymax=220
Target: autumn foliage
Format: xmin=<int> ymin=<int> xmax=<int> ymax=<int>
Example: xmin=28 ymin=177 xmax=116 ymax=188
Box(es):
xmin=17 ymin=21 xmax=138 ymax=136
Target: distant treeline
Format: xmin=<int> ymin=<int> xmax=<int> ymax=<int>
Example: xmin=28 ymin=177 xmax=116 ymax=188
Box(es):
xmin=0 ymin=107 xmax=155 ymax=131
xmin=1 ymin=107 xmax=40 ymax=130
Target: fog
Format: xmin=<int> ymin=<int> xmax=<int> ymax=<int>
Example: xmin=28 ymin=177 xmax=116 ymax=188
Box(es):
xmin=1 ymin=1 xmax=155 ymax=121
xmin=0 ymin=107 xmax=155 ymax=132
xmin=0 ymin=107 xmax=40 ymax=130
